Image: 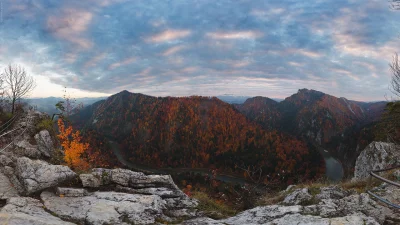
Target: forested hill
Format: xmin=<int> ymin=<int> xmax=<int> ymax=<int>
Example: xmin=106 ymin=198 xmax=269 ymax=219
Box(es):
xmin=72 ymin=90 xmax=325 ymax=184
xmin=235 ymin=89 xmax=387 ymax=175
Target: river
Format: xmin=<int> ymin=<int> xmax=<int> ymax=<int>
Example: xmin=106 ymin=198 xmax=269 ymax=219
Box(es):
xmin=318 ymin=147 xmax=344 ymax=182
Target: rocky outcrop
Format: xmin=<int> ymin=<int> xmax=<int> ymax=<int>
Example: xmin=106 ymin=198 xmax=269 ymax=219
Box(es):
xmin=184 ymin=207 xmax=379 ymax=225
xmin=184 ymin=185 xmax=399 ymax=224
xmin=15 ymin=157 xmax=76 ymax=195
xmin=282 ymin=188 xmax=312 ymax=205
xmin=354 ymin=142 xmax=399 ymax=180
xmin=34 ymin=130 xmax=54 ymax=158
xmin=0 ymin=197 xmax=75 ymax=225
xmin=41 ymin=191 xmax=166 ymax=225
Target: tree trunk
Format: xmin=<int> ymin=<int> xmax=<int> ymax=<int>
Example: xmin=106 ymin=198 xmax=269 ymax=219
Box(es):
xmin=11 ymin=98 xmax=15 ymax=115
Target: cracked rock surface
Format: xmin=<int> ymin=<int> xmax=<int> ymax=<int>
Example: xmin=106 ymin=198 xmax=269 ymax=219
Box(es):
xmin=0 ymin=197 xmax=75 ymax=225
xmin=15 ymin=157 xmax=76 ymax=195
xmin=41 ymin=191 xmax=165 ymax=225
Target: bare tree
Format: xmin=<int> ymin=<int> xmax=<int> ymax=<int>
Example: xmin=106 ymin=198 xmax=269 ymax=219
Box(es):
xmin=1 ymin=64 xmax=36 ymax=114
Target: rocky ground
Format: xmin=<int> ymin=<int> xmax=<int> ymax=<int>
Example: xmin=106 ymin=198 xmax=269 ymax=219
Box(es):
xmin=0 ymin=110 xmax=398 ymax=224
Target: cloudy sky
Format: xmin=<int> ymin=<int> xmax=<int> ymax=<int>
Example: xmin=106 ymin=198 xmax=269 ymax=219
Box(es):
xmin=0 ymin=0 xmax=399 ymax=101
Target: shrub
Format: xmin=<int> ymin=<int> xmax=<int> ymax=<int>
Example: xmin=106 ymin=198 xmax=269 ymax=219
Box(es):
xmin=193 ymin=191 xmax=236 ymax=219
xmin=36 ymin=118 xmax=54 ymax=133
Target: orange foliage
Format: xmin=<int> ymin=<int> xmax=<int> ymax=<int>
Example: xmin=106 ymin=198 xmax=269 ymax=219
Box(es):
xmin=57 ymin=119 xmax=90 ymax=171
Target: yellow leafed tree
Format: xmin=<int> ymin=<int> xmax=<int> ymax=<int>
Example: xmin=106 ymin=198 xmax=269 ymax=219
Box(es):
xmin=57 ymin=119 xmax=90 ymax=171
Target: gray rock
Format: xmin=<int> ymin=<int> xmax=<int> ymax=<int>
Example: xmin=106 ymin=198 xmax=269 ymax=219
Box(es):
xmin=0 ymin=197 xmax=75 ymax=225
xmin=79 ymin=174 xmax=101 ymax=188
xmin=315 ymin=185 xmax=354 ymax=201
xmin=353 ymin=142 xmax=399 ymax=181
xmin=184 ymin=205 xmax=380 ymax=225
xmin=15 ymin=157 xmax=76 ymax=195
xmin=283 ymin=188 xmax=312 ymax=205
xmin=56 ymin=187 xmax=88 ymax=197
xmin=0 ymin=171 xmax=19 ymax=199
xmin=34 ymin=130 xmax=54 ymax=158
xmin=0 ymin=154 xmax=14 ymax=167
xmin=14 ymin=140 xmax=42 ymax=159
xmin=304 ymin=193 xmax=395 ymax=224
xmin=81 ymin=168 xmax=191 ymax=199
xmin=41 ymin=191 xmax=166 ymax=225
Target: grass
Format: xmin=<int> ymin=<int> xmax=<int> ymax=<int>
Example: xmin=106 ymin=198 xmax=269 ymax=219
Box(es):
xmin=192 ymin=191 xmax=237 ymax=219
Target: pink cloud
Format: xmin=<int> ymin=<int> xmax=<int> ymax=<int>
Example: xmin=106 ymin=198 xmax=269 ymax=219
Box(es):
xmin=206 ymin=31 xmax=263 ymax=40
xmin=108 ymin=57 xmax=136 ymax=70
xmin=148 ymin=30 xmax=191 ymax=43
xmin=47 ymin=8 xmax=93 ymax=48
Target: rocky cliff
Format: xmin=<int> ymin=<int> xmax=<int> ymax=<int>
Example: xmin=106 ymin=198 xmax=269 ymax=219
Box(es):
xmin=0 ymin=109 xmax=398 ymax=224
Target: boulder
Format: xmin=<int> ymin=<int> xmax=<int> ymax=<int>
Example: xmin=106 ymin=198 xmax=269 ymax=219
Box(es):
xmin=14 ymin=139 xmax=42 ymax=159
xmin=283 ymin=188 xmax=312 ymax=205
xmin=81 ymin=168 xmax=189 ymax=199
xmin=34 ymin=130 xmax=54 ymax=158
xmin=15 ymin=157 xmax=76 ymax=195
xmin=353 ymin=142 xmax=399 ymax=181
xmin=0 ymin=197 xmax=75 ymax=225
xmin=315 ymin=185 xmax=354 ymax=201
xmin=0 ymin=171 xmax=19 ymax=199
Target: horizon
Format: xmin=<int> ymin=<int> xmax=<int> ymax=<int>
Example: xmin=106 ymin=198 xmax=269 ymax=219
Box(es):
xmin=24 ymin=88 xmax=388 ymax=103
xmin=1 ymin=0 xmax=399 ymax=101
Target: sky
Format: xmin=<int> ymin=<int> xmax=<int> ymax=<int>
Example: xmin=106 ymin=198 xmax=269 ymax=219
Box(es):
xmin=0 ymin=0 xmax=400 ymax=101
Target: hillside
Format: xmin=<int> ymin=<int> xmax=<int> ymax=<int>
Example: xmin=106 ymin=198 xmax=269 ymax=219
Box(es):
xmin=72 ymin=90 xmax=325 ymax=184
xmin=235 ymin=89 xmax=387 ymax=176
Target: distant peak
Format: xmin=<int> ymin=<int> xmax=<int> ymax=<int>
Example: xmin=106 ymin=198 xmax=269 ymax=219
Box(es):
xmin=297 ymin=88 xmax=324 ymax=95
xmin=119 ymin=90 xmax=131 ymax=94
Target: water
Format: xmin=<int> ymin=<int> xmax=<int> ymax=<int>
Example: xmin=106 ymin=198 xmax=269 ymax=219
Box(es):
xmin=318 ymin=148 xmax=344 ymax=182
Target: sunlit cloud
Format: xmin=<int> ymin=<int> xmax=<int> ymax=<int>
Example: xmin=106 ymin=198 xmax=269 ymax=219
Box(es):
xmin=148 ymin=29 xmax=191 ymax=43
xmin=46 ymin=8 xmax=93 ymax=48
xmin=206 ymin=31 xmax=263 ymax=40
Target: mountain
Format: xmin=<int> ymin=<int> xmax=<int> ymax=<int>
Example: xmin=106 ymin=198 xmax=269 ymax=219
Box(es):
xmin=23 ymin=96 xmax=107 ymax=115
xmin=234 ymin=96 xmax=280 ymax=131
xmin=235 ymin=89 xmax=387 ymax=176
xmin=72 ymin=90 xmax=325 ymax=184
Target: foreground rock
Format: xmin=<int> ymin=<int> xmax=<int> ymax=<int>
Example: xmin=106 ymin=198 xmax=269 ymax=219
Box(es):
xmin=353 ymin=142 xmax=400 ymax=180
xmin=15 ymin=157 xmax=76 ymax=195
xmin=0 ymin=197 xmax=74 ymax=225
xmin=79 ymin=168 xmax=198 ymax=218
xmin=42 ymin=191 xmax=165 ymax=225
xmin=183 ymin=185 xmax=400 ymax=225
xmin=183 ymin=206 xmax=379 ymax=225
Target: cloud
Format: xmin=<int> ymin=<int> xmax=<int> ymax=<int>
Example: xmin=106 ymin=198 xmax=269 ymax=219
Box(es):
xmin=46 ymin=8 xmax=93 ymax=48
xmin=206 ymin=31 xmax=263 ymax=40
xmin=148 ymin=29 xmax=191 ymax=43
xmin=1 ymin=0 xmax=399 ymax=101
xmin=162 ymin=46 xmax=186 ymax=56
xmin=108 ymin=57 xmax=137 ymax=70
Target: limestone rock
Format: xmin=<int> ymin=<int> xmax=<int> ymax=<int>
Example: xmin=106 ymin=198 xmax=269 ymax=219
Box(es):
xmin=353 ymin=142 xmax=399 ymax=180
xmin=0 ymin=197 xmax=75 ymax=225
xmin=315 ymin=185 xmax=354 ymax=201
xmin=0 ymin=171 xmax=19 ymax=199
xmin=14 ymin=139 xmax=42 ymax=159
xmin=15 ymin=157 xmax=76 ymax=195
xmin=34 ymin=130 xmax=54 ymax=158
xmin=183 ymin=206 xmax=380 ymax=225
xmin=283 ymin=188 xmax=312 ymax=205
xmin=41 ymin=191 xmax=165 ymax=225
